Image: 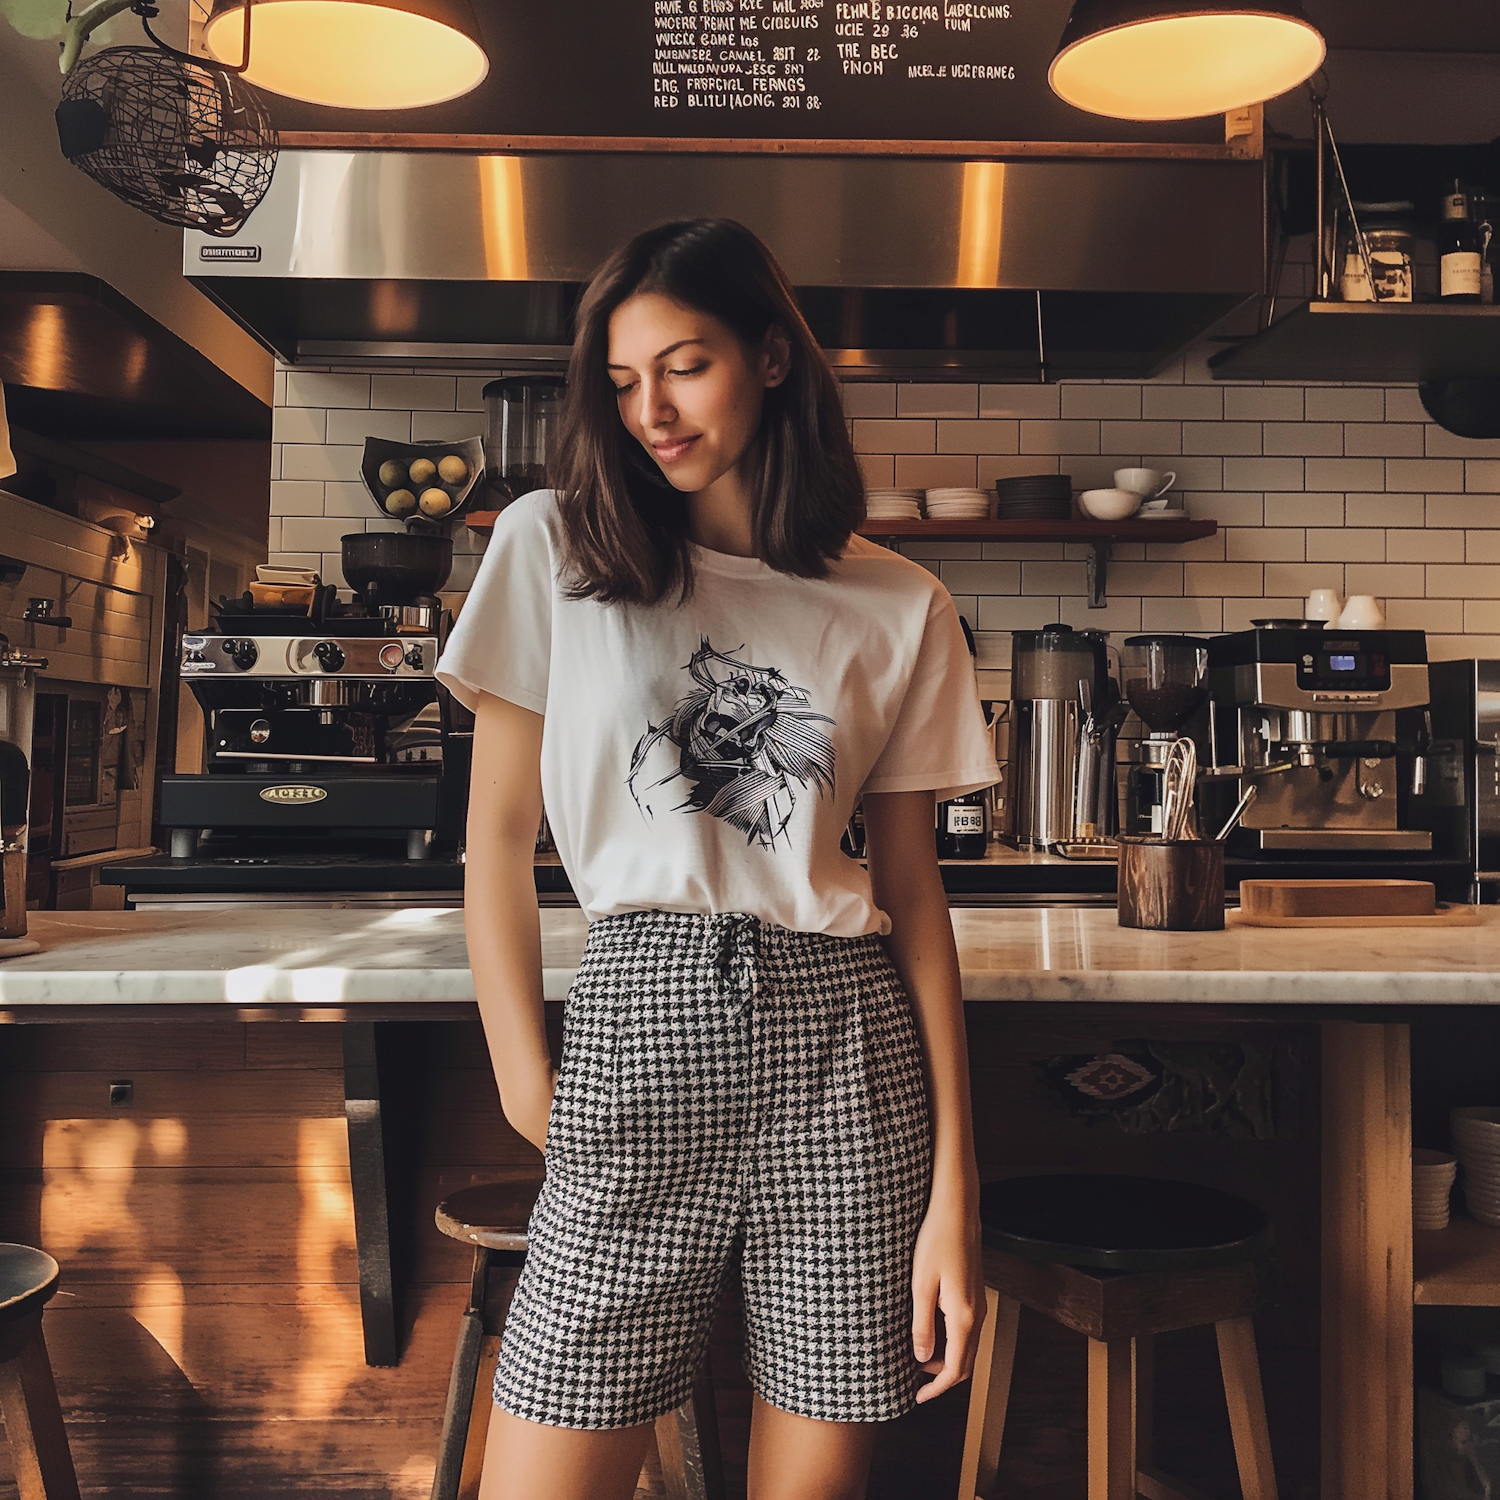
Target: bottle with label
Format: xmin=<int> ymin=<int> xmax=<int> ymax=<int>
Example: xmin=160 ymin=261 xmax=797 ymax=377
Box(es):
xmin=1438 ymin=183 xmax=1483 ymax=303
xmin=937 ymin=790 xmax=988 ymax=859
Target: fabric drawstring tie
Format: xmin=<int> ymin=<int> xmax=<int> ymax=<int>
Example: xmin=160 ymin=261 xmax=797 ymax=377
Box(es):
xmin=705 ymin=912 xmax=760 ymax=1016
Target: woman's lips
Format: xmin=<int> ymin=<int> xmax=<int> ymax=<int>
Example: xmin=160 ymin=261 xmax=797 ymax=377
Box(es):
xmin=651 ymin=435 xmax=700 ymax=464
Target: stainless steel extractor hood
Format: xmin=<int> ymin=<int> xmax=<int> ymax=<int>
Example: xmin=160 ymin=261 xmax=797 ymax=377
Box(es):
xmin=187 ymin=149 xmax=1264 ymax=380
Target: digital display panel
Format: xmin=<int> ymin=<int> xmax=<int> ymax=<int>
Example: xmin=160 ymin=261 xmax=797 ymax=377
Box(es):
xmin=1295 ymin=637 xmax=1391 ymax=691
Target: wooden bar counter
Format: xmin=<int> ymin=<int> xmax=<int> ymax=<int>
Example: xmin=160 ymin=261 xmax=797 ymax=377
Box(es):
xmin=3 ymin=905 xmax=1498 ymax=1498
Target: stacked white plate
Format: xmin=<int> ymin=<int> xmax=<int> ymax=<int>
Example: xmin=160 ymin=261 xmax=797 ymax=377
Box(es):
xmin=865 ymin=487 xmax=924 ymax=520
xmin=1414 ymin=1147 xmax=1458 ymax=1231
xmin=1452 ymin=1108 xmax=1500 ymax=1225
xmin=924 ymin=487 xmax=992 ymax=520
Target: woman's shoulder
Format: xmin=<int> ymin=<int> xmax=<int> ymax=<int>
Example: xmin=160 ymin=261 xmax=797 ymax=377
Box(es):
xmin=491 ymin=487 xmax=563 ymax=545
xmin=837 ymin=532 xmax=950 ymax=606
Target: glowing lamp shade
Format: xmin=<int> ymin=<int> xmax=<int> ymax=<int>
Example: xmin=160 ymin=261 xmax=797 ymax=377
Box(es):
xmin=1049 ymin=0 xmax=1325 ymax=121
xmin=203 ymin=0 xmax=489 ymax=109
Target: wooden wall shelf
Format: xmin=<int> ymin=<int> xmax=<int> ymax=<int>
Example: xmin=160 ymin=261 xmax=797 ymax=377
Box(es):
xmin=853 ymin=518 xmax=1216 ymax=543
xmin=464 ymin=514 xmax=1217 ymax=609
xmin=1414 ymin=1214 xmax=1500 ymax=1305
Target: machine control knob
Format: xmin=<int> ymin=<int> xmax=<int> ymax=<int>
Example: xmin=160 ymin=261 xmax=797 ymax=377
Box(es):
xmin=222 ymin=638 xmax=259 ymax=671
xmin=378 ymin=642 xmax=406 ymax=673
xmin=313 ymin=641 xmax=345 ymax=673
xmin=404 ymin=643 xmax=425 ymax=670
xmin=249 ymin=718 xmax=272 ymax=745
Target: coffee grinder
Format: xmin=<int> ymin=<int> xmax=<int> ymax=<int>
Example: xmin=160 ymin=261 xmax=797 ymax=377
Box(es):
xmin=483 ymin=376 xmax=565 ymax=503
xmin=1121 ymin=634 xmax=1210 ymax=835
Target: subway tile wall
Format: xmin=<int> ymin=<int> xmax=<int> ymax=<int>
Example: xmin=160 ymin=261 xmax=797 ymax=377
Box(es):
xmin=265 ymin=345 xmax=1500 ymax=690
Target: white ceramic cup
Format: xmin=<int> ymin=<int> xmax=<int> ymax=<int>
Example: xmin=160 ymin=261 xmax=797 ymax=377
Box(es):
xmin=1335 ymin=594 xmax=1386 ymax=630
xmin=1305 ymin=588 xmax=1343 ymax=622
xmin=1115 ymin=468 xmax=1177 ymax=500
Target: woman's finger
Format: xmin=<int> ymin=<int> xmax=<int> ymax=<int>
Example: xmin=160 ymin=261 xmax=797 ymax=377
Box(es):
xmin=916 ymin=1299 xmax=975 ymax=1403
xmin=911 ymin=1271 xmax=939 ymax=1363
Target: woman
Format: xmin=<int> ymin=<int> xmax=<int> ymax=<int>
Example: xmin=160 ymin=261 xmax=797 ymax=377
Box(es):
xmin=436 ymin=217 xmax=998 ymax=1500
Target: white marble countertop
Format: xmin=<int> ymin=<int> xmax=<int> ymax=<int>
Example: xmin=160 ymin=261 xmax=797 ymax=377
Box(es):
xmin=1 ymin=906 xmax=1499 ymax=1012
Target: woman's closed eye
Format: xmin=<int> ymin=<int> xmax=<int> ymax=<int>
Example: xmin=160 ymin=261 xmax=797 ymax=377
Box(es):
xmin=668 ymin=362 xmax=708 ymax=378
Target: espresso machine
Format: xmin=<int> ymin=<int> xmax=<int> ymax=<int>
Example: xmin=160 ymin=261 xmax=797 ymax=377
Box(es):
xmin=1005 ymin=625 xmax=1119 ymax=850
xmin=161 ymin=603 xmax=460 ymax=864
xmin=0 ymin=637 xmax=44 ymax=938
xmin=1206 ymin=623 xmax=1432 ymax=852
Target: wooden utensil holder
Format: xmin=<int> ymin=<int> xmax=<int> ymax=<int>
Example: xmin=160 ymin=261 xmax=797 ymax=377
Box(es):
xmin=1116 ymin=836 xmax=1225 ymax=931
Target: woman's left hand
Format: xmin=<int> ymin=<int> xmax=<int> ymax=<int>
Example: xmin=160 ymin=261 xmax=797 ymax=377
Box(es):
xmin=910 ymin=1183 xmax=986 ymax=1402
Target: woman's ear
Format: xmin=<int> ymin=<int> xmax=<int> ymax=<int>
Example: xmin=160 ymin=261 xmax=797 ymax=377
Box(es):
xmin=763 ymin=325 xmax=792 ymax=389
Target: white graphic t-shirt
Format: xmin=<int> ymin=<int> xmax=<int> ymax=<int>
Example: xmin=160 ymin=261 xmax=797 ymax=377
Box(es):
xmin=436 ymin=491 xmax=1000 ymax=937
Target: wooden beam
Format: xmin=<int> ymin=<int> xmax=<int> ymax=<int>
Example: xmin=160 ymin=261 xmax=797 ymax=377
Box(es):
xmin=279 ymin=133 xmax=1255 ymax=162
xmin=1320 ymin=1022 xmax=1412 ymax=1500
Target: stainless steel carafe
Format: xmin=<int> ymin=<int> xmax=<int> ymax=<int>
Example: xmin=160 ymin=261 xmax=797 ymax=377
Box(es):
xmin=1007 ymin=626 xmax=1111 ymax=849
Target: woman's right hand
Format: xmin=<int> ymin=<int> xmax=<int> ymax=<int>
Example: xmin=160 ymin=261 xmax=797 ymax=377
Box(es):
xmin=502 ymin=1064 xmax=559 ymax=1154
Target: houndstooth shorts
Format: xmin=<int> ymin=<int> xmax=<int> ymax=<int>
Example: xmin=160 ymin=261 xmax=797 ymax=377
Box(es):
xmin=493 ymin=909 xmax=932 ymax=1429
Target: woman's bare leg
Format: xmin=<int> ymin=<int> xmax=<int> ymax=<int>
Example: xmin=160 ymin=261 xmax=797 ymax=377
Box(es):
xmin=746 ymin=1395 xmax=877 ymax=1500
xmin=477 ymin=1403 xmax=655 ymax=1500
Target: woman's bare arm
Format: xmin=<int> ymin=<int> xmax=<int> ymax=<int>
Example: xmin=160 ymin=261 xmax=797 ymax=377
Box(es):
xmin=862 ymin=788 xmax=985 ymax=1403
xmin=464 ymin=691 xmax=554 ymax=1152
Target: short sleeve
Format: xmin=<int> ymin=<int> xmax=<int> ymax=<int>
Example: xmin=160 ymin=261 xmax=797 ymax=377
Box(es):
xmin=434 ymin=491 xmax=554 ymax=714
xmin=861 ymin=586 xmax=1000 ymax=800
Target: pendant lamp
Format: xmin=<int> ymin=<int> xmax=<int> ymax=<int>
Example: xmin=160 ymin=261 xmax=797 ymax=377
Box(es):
xmin=203 ymin=0 xmax=489 ymax=109
xmin=1049 ymin=0 xmax=1325 ymax=121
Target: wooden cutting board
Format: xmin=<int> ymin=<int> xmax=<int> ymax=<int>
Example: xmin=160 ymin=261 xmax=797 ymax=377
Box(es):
xmin=1229 ymin=904 xmax=1480 ymax=930
xmin=1238 ymin=878 xmax=1436 ymax=921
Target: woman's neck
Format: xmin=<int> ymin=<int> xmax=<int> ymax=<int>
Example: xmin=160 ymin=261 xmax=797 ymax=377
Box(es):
xmin=686 ymin=460 xmax=757 ymax=558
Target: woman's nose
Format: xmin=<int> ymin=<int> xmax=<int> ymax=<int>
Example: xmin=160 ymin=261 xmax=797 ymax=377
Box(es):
xmin=640 ymin=376 xmax=676 ymax=429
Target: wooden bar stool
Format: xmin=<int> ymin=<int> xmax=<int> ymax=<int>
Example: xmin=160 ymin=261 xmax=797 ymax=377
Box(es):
xmin=0 ymin=1243 xmax=80 ymax=1500
xmin=429 ymin=1178 xmax=724 ymax=1500
xmin=958 ymin=1175 xmax=1277 ymax=1500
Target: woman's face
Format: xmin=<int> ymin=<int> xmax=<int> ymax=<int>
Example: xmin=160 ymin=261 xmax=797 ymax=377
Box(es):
xmin=607 ymin=291 xmax=789 ymax=495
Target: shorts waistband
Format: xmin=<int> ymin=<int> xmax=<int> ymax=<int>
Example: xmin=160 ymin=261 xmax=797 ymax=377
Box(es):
xmin=583 ymin=910 xmax=881 ymax=1015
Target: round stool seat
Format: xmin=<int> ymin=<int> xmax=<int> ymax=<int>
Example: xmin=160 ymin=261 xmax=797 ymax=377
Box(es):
xmin=980 ymin=1175 xmax=1271 ymax=1274
xmin=435 ymin=1178 xmax=544 ymax=1252
xmin=0 ymin=1244 xmax=60 ymax=1327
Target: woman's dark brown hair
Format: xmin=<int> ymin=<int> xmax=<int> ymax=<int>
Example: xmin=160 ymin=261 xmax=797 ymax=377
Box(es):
xmin=553 ymin=218 xmax=865 ymax=605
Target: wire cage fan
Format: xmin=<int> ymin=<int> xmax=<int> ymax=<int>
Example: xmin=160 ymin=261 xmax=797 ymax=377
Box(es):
xmin=57 ymin=45 xmax=277 ymax=237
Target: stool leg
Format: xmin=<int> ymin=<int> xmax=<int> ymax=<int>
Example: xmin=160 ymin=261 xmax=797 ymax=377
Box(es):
xmin=957 ymin=1289 xmax=1020 ymax=1500
xmin=430 ymin=1247 xmax=491 ymax=1500
xmin=1215 ymin=1316 xmax=1278 ymax=1500
xmin=1087 ymin=1337 xmax=1135 ymax=1500
xmin=0 ymin=1326 xmax=81 ymax=1500
xmin=654 ymin=1351 xmax=723 ymax=1500
xmin=1134 ymin=1334 xmax=1153 ymax=1471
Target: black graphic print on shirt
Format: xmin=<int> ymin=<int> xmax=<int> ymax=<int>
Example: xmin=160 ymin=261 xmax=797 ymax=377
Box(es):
xmin=626 ymin=638 xmax=836 ymax=849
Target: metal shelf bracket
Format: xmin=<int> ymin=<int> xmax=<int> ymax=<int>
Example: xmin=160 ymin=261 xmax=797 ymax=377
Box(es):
xmin=1086 ymin=539 xmax=1111 ymax=609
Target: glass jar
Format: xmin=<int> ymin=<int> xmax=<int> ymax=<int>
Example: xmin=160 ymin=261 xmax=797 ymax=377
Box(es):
xmin=1339 ymin=203 xmax=1416 ymax=303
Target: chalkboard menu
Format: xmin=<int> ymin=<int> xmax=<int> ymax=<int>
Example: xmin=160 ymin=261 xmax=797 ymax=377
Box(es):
xmin=269 ymin=0 xmax=1226 ymax=149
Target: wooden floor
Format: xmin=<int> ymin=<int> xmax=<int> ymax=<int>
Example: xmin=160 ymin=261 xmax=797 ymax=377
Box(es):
xmin=0 ymin=1013 xmax=1320 ymax=1498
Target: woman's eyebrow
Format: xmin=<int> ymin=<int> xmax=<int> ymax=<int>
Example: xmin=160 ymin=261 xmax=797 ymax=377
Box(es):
xmin=606 ymin=338 xmax=706 ymax=370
